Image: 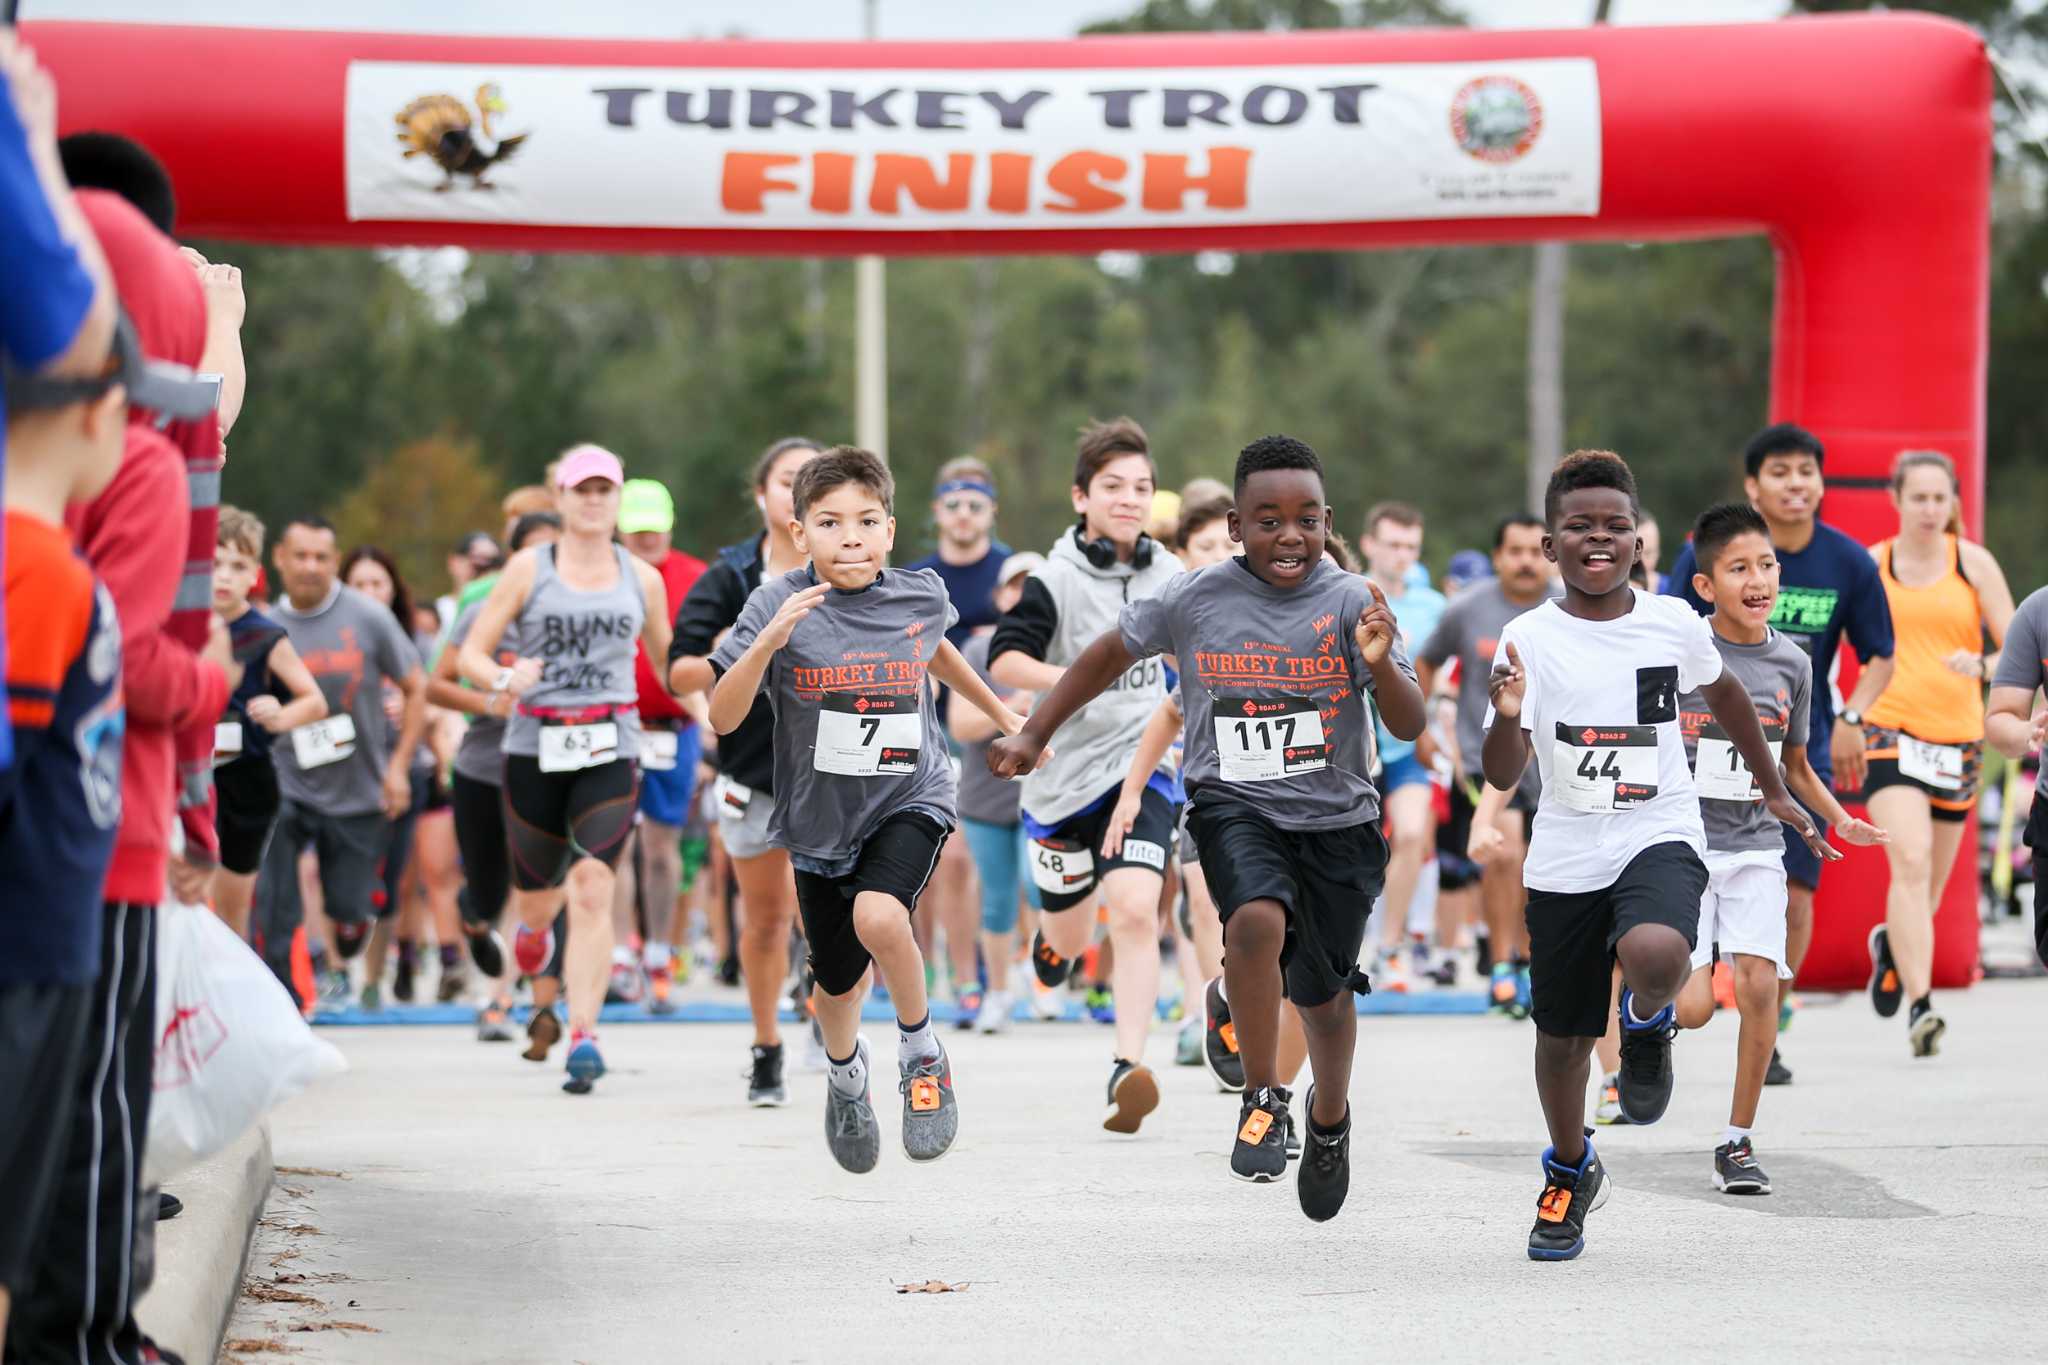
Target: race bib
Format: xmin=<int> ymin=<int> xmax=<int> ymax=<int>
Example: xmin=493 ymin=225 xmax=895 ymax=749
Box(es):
xmin=1552 ymin=722 xmax=1659 ymax=813
xmin=1898 ymin=735 xmax=1965 ymax=791
xmin=813 ymin=692 xmax=920 ymax=777
xmin=1212 ymin=694 xmax=1328 ymax=784
xmin=290 ymin=714 xmax=356 ymax=770
xmin=1030 ymin=838 xmax=1094 ymax=896
xmin=714 ymin=774 xmax=753 ymax=813
xmin=214 ymin=721 xmax=243 ymax=765
xmin=539 ymin=721 xmax=620 ymax=773
xmin=640 ymin=729 xmax=680 ymax=772
xmin=1692 ymin=718 xmax=1785 ymax=803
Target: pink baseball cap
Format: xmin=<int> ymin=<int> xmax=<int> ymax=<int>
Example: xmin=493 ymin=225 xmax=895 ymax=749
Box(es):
xmin=555 ymin=443 xmax=624 ymax=490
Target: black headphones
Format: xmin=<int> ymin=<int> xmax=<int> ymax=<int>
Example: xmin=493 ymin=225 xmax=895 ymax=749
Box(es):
xmin=1074 ymin=520 xmax=1154 ymax=572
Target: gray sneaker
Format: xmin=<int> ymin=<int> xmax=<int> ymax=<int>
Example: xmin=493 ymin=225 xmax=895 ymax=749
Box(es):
xmin=824 ymin=1037 xmax=881 ymax=1174
xmin=899 ymin=1042 xmax=959 ymax=1163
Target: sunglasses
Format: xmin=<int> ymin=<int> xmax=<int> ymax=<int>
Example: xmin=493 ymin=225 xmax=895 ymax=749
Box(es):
xmin=941 ymin=497 xmax=993 ymax=515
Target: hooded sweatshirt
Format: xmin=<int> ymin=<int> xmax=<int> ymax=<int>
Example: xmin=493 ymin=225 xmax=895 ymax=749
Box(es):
xmin=64 ymin=191 xmax=228 ymax=904
xmin=988 ymin=525 xmax=1183 ymax=827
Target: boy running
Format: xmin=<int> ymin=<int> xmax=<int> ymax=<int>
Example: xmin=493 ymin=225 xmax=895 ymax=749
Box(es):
xmin=710 ymin=447 xmax=1032 ymax=1173
xmin=992 ymin=436 xmax=1424 ymax=1220
xmin=1479 ymin=452 xmax=1828 ymax=1261
xmin=1671 ymin=503 xmax=1885 ymax=1194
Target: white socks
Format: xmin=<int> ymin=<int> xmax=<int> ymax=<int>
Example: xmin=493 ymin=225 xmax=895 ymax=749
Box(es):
xmin=828 ymin=1039 xmax=868 ymax=1099
xmin=1725 ymin=1124 xmax=1753 ymax=1147
xmin=898 ymin=1015 xmax=938 ymax=1068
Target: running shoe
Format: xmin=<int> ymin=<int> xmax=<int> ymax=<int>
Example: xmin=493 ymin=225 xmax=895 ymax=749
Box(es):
xmin=749 ymin=1042 xmax=789 ymax=1107
xmin=1376 ymin=947 xmax=1410 ymax=994
xmin=1513 ymin=964 xmax=1533 ymax=1020
xmin=465 ymin=923 xmax=506 ymax=978
xmin=802 ymin=1013 xmax=830 ymax=1073
xmin=1104 ymin=1059 xmax=1161 ymax=1135
xmin=1275 ymin=1085 xmax=1301 ymax=1161
xmin=1779 ymin=994 xmax=1798 ymax=1033
xmin=476 ymin=1006 xmax=515 ymax=1043
xmin=954 ymin=984 xmax=984 ymax=1031
xmin=1424 ymin=955 xmax=1459 ymax=988
xmin=607 ymin=958 xmax=643 ymax=1006
xmin=1202 ymin=976 xmax=1246 ymax=1093
xmin=1593 ymin=1072 xmax=1631 ymax=1126
xmin=974 ymin=990 xmax=1012 ymax=1035
xmin=513 ymin=924 xmax=555 ymax=977
xmin=1230 ymin=1086 xmax=1289 ymax=1182
xmin=1908 ymin=1002 xmax=1946 ymax=1058
xmin=317 ymin=967 xmax=350 ymax=1006
xmin=1488 ymin=963 xmax=1518 ymax=1017
xmin=359 ymin=981 xmax=383 ymax=1013
xmin=717 ymin=954 xmax=741 ymax=987
xmin=563 ymin=1032 xmax=606 ymax=1095
xmin=1030 ymin=930 xmax=1076 ymax=988
xmin=899 ymin=1041 xmax=959 ymax=1163
xmin=1085 ymin=984 xmax=1115 ymax=1024
xmin=437 ymin=966 xmax=467 ymax=1004
xmin=1175 ymin=1017 xmax=1202 ymax=1066
xmin=1764 ymin=1047 xmax=1793 ymax=1087
xmin=1867 ymin=924 xmax=1903 ymax=1018
xmin=1711 ymin=960 xmax=1737 ymax=1011
xmin=1527 ymin=1132 xmax=1609 ymax=1262
xmin=1615 ymin=988 xmax=1677 ymax=1125
xmin=1296 ymin=1087 xmax=1351 ymax=1222
xmin=1714 ymin=1137 xmax=1771 ymax=1195
xmin=523 ymin=1007 xmax=562 ymax=1063
xmin=393 ymin=956 xmax=416 ymax=1003
xmin=824 ymin=1037 xmax=881 ymax=1174
xmin=647 ymin=966 xmax=678 ymax=1016
xmin=1029 ymin=981 xmax=1066 ymax=1021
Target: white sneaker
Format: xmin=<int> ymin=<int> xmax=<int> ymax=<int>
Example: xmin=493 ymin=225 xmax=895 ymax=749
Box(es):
xmin=801 ymin=1012 xmax=830 ymax=1072
xmin=975 ymin=990 xmax=1012 ymax=1034
xmin=1029 ymin=981 xmax=1066 ymax=1021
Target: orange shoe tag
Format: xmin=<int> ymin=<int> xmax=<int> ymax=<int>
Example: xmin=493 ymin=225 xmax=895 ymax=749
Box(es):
xmin=1238 ymin=1108 xmax=1273 ymax=1144
xmin=1218 ymin=1021 xmax=1239 ymax=1054
xmin=909 ymin=1077 xmax=942 ymax=1113
xmin=1880 ymin=969 xmax=1898 ymax=993
xmin=1537 ymin=1186 xmax=1573 ymax=1223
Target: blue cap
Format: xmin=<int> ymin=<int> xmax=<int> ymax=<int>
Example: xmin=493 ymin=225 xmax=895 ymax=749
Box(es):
xmin=1445 ymin=549 xmax=1493 ymax=586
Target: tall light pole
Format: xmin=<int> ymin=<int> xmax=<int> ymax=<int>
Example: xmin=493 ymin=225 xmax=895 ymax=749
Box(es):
xmin=854 ymin=0 xmax=889 ymax=460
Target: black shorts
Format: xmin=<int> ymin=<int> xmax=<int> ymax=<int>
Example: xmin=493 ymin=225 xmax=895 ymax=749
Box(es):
xmin=0 ymin=978 xmax=92 ymax=1296
xmin=1188 ymin=801 xmax=1389 ymax=1008
xmin=214 ymin=755 xmax=281 ymax=876
xmin=2026 ymin=793 xmax=2048 ymax=969
xmin=1858 ymin=725 xmax=1983 ymax=823
xmin=1437 ymin=773 xmax=1531 ymax=891
xmin=1780 ymin=783 xmax=1828 ymax=891
xmin=794 ymin=810 xmax=949 ymax=997
xmin=503 ymin=754 xmax=638 ymax=892
xmin=1524 ymin=841 xmax=1706 ymax=1038
xmin=1030 ymin=785 xmax=1178 ymax=914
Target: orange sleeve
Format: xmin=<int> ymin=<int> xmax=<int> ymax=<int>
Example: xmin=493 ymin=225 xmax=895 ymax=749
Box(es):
xmin=4 ymin=541 xmax=92 ymax=731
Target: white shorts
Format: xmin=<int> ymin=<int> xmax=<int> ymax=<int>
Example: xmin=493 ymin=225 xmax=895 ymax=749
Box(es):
xmin=714 ymin=776 xmax=776 ymax=862
xmin=1690 ymin=847 xmax=1792 ymax=978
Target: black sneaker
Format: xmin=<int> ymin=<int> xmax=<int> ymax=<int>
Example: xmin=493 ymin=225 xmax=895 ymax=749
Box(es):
xmin=1764 ymin=1047 xmax=1793 ymax=1086
xmin=393 ymin=955 xmax=416 ymax=1004
xmin=1867 ymin=924 xmax=1903 ymax=1018
xmin=1276 ymin=1086 xmax=1302 ymax=1161
xmin=1527 ymin=1132 xmax=1609 ymax=1261
xmin=749 ymin=1043 xmax=789 ymax=1107
xmin=157 ymin=1191 xmax=183 ymax=1221
xmin=465 ymin=923 xmax=506 ymax=978
xmin=1202 ymin=976 xmax=1245 ymax=1094
xmin=1713 ymin=1137 xmax=1771 ymax=1195
xmin=1615 ymin=988 xmax=1677 ymax=1125
xmin=1104 ymin=1058 xmax=1161 ymax=1134
xmin=1295 ymin=1088 xmax=1350 ymax=1221
xmin=1230 ymin=1087 xmax=1289 ymax=1183
xmin=1031 ymin=930 xmax=1076 ymax=988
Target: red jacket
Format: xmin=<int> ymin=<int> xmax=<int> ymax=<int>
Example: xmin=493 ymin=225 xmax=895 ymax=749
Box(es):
xmin=65 ymin=193 xmax=228 ymax=904
xmin=634 ymin=547 xmax=706 ymax=724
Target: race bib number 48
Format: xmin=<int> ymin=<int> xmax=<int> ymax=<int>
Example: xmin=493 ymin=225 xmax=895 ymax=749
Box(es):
xmin=1030 ymin=838 xmax=1094 ymax=896
xmin=1552 ymin=722 xmax=1658 ymax=813
xmin=1213 ymin=695 xmax=1327 ymax=783
xmin=814 ymin=692 xmax=920 ymax=777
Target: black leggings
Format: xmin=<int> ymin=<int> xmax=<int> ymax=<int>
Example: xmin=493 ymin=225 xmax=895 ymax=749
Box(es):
xmin=503 ymin=754 xmax=638 ymax=892
xmin=451 ymin=770 xmax=511 ymax=930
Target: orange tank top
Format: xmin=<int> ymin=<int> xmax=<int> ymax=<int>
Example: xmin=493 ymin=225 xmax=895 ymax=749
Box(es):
xmin=1866 ymin=535 xmax=1983 ymax=743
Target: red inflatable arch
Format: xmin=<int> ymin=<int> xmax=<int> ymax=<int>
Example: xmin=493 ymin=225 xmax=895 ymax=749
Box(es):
xmin=30 ymin=14 xmax=1991 ymax=988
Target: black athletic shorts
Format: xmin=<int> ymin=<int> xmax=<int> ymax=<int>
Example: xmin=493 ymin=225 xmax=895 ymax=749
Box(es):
xmin=1188 ymin=801 xmax=1389 ymax=1008
xmin=503 ymin=754 xmax=638 ymax=892
xmin=1437 ymin=774 xmax=1532 ymax=892
xmin=794 ymin=810 xmax=949 ymax=997
xmin=214 ymin=755 xmax=280 ymax=876
xmin=1030 ymin=784 xmax=1178 ymax=914
xmin=0 ymin=978 xmax=92 ymax=1296
xmin=1523 ymin=840 xmax=1706 ymax=1039
xmin=1779 ymin=783 xmax=1829 ymax=892
xmin=2027 ymin=793 xmax=2048 ymax=969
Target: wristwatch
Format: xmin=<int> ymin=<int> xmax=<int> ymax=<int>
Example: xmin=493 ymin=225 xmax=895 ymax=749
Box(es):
xmin=1839 ymin=708 xmax=1863 ymax=728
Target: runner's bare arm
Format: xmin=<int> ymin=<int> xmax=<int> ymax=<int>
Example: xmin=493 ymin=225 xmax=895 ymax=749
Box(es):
xmin=708 ymin=583 xmax=829 ymax=735
xmin=1102 ymin=695 xmax=1184 ymax=858
xmin=1985 ymin=684 xmax=2046 ymax=761
xmin=458 ymin=552 xmax=540 ymax=693
xmin=989 ymin=649 xmax=1066 ymax=693
xmin=1829 ymin=652 xmax=1892 ymax=792
xmin=929 ymin=640 xmax=1028 ymax=738
xmin=1701 ymin=669 xmax=1826 ymax=856
xmin=949 ymin=678 xmax=1007 ymax=743
xmin=987 ymin=629 xmax=1136 ymax=778
xmin=254 ymin=633 xmax=329 ymax=731
xmin=384 ymin=664 xmax=429 ymax=820
xmin=1480 ymin=641 xmax=1532 ymax=791
xmin=1466 ymin=778 xmax=1512 ymax=863
xmin=1954 ymin=540 xmax=2015 ymax=678
xmin=635 ymin=560 xmax=673 ymax=690
xmin=1782 ymin=745 xmax=1883 ymax=849
xmin=1358 ymin=582 xmax=1427 ymax=740
xmin=427 ymin=634 xmax=506 ymax=718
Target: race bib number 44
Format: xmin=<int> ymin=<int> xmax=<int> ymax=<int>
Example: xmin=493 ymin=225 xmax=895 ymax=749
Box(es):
xmin=290 ymin=714 xmax=357 ymax=770
xmin=1213 ymin=695 xmax=1327 ymax=784
xmin=814 ymin=692 xmax=920 ymax=777
xmin=1552 ymin=722 xmax=1658 ymax=813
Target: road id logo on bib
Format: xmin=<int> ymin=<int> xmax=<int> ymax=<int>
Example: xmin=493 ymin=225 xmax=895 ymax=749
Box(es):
xmin=1692 ymin=717 xmax=1784 ymax=803
xmin=1553 ymin=722 xmax=1657 ymax=813
xmin=815 ymin=692 xmax=920 ymax=777
xmin=1213 ymin=694 xmax=1328 ymax=783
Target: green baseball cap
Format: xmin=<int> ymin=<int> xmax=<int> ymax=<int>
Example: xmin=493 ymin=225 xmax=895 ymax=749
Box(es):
xmin=619 ymin=478 xmax=675 ymax=535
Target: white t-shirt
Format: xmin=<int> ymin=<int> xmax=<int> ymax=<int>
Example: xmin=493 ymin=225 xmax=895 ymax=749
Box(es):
xmin=1485 ymin=590 xmax=1724 ymax=893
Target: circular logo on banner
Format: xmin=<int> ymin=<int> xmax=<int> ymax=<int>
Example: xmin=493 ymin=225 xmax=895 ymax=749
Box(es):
xmin=1450 ymin=75 xmax=1544 ymax=164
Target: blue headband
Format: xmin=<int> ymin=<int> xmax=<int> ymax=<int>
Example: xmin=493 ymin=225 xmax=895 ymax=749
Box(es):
xmin=936 ymin=478 xmax=997 ymax=501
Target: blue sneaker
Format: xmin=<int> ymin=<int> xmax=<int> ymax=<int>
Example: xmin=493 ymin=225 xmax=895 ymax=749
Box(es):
xmin=1514 ymin=965 xmax=1533 ymax=1018
xmin=563 ymin=1033 xmax=607 ymax=1095
xmin=1527 ymin=1131 xmax=1610 ymax=1261
xmin=1616 ymin=989 xmax=1677 ymax=1124
xmin=1086 ymin=986 xmax=1115 ymax=1024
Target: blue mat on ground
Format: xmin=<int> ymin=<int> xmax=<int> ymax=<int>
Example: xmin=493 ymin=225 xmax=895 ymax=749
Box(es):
xmin=311 ymin=991 xmax=1492 ymax=1026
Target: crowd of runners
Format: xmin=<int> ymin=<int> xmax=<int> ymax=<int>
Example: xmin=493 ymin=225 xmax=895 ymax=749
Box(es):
xmin=5 ymin=39 xmax=2048 ymax=1365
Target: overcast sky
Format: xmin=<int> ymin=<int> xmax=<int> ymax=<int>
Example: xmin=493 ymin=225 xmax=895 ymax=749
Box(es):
xmin=31 ymin=0 xmax=1789 ymax=40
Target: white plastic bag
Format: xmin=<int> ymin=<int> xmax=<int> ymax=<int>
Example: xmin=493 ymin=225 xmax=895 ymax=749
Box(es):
xmin=145 ymin=899 xmax=346 ymax=1185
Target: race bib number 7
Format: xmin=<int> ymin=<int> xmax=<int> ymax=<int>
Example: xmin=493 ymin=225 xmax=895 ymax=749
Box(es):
xmin=1213 ymin=695 xmax=1327 ymax=784
xmin=814 ymin=692 xmax=920 ymax=777
xmin=1552 ymin=722 xmax=1658 ymax=813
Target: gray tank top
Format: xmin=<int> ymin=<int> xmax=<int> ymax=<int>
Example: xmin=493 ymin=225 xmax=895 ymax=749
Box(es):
xmin=504 ymin=543 xmax=645 ymax=761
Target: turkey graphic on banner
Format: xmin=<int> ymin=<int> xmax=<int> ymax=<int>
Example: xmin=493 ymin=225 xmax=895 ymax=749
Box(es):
xmin=346 ymin=58 xmax=1601 ymax=230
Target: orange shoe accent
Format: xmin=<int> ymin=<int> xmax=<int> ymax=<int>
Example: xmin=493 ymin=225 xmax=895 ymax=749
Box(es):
xmin=1711 ymin=961 xmax=1736 ymax=1011
xmin=1601 ymin=1084 xmax=1619 ymax=1106
xmin=1217 ymin=1020 xmax=1239 ymax=1054
xmin=1238 ymin=1108 xmax=1274 ymax=1144
xmin=1880 ymin=968 xmax=1898 ymax=993
xmin=909 ymin=1076 xmax=943 ymax=1113
xmin=1537 ymin=1185 xmax=1573 ymax=1223
xmin=289 ymin=925 xmax=315 ymax=1014
xmin=1491 ymin=976 xmax=1517 ymax=1005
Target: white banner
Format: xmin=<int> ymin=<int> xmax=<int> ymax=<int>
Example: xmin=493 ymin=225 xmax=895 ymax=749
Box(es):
xmin=347 ymin=58 xmax=1600 ymax=231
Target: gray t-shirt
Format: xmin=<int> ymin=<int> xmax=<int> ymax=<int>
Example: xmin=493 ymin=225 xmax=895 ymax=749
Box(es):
xmin=1119 ymin=557 xmax=1414 ymax=831
xmin=1418 ymin=578 xmax=1556 ymax=771
xmin=1990 ymin=585 xmax=2048 ymax=801
xmin=273 ymin=582 xmax=421 ymax=817
xmin=954 ymin=632 xmax=1023 ymax=827
xmin=1678 ymin=628 xmax=1812 ymax=853
xmin=443 ymin=597 xmax=517 ymax=786
xmin=504 ymin=544 xmax=645 ymax=762
xmin=711 ymin=566 xmax=960 ymax=862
